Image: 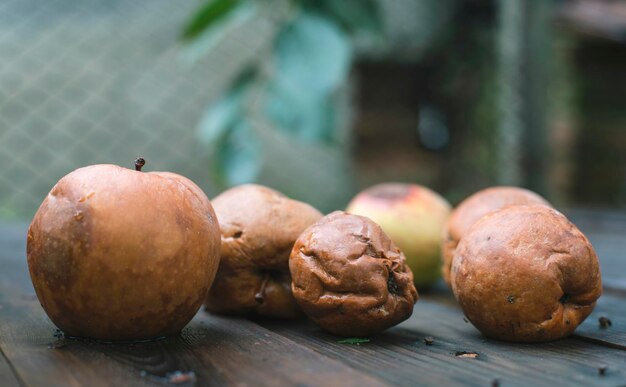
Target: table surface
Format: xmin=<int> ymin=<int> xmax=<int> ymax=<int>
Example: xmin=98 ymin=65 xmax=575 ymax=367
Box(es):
xmin=0 ymin=209 xmax=625 ymax=387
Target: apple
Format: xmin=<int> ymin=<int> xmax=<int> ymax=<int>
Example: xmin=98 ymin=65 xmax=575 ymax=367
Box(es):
xmin=346 ymin=183 xmax=451 ymax=288
xmin=289 ymin=211 xmax=418 ymax=336
xmin=27 ymin=158 xmax=221 ymax=341
xmin=441 ymin=186 xmax=550 ymax=287
xmin=451 ymin=205 xmax=601 ymax=342
xmin=205 ymin=184 xmax=322 ymax=318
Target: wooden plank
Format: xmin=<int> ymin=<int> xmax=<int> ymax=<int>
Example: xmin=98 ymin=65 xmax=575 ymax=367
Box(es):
xmin=424 ymin=286 xmax=626 ymax=348
xmin=567 ymin=209 xmax=626 ymax=235
xmin=575 ymin=291 xmax=626 ymax=348
xmin=0 ymin=298 xmax=387 ymax=387
xmin=190 ymin=313 xmax=387 ymax=386
xmin=257 ymin=298 xmax=626 ymax=387
xmin=0 ymin=349 xmax=21 ymax=387
xmin=0 ymin=224 xmax=387 ymax=387
xmin=586 ymin=233 xmax=625 ymax=289
xmin=0 ymin=225 xmax=32 ymax=387
xmin=566 ymin=210 xmax=626 ymax=291
xmin=603 ymin=278 xmax=626 ymax=290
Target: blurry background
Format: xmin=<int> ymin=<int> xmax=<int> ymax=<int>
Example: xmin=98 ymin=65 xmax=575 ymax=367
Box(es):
xmin=1 ymin=0 xmax=625 ymax=219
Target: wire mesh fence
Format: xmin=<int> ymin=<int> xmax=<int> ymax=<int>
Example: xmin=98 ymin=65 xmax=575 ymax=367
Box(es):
xmin=4 ymin=0 xmax=611 ymax=220
xmin=0 ymin=0 xmax=279 ymax=220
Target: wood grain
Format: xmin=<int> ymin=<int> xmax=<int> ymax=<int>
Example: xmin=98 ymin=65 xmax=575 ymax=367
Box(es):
xmin=257 ymin=298 xmax=626 ymax=386
xmin=0 ymin=349 xmax=21 ymax=387
xmin=420 ymin=287 xmax=626 ymax=349
xmin=568 ymin=209 xmax=626 ymax=293
xmin=0 ymin=301 xmax=386 ymax=387
xmin=575 ymin=292 xmax=626 ymax=348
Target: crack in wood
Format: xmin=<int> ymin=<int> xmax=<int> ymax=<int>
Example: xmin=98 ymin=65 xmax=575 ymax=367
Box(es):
xmin=571 ymin=334 xmax=626 ymax=352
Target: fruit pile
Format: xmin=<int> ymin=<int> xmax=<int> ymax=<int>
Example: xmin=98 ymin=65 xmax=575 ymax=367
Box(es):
xmin=26 ymin=159 xmax=602 ymax=343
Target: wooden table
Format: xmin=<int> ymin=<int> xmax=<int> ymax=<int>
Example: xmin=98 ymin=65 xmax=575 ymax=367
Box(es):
xmin=0 ymin=210 xmax=625 ymax=386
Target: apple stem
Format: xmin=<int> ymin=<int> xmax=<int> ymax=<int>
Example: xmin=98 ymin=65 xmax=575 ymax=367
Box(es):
xmin=255 ymin=272 xmax=271 ymax=304
xmin=134 ymin=157 xmax=146 ymax=171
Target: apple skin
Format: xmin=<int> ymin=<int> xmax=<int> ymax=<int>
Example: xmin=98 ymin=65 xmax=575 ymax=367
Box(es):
xmin=441 ymin=186 xmax=550 ymax=287
xmin=346 ymin=183 xmax=451 ymax=288
xmin=205 ymin=184 xmax=322 ymax=318
xmin=27 ymin=164 xmax=221 ymax=341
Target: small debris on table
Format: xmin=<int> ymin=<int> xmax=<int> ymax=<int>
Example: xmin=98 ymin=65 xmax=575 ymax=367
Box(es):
xmin=423 ymin=336 xmax=434 ymax=346
xmin=454 ymin=351 xmax=480 ymax=359
xmin=140 ymin=370 xmax=196 ymax=385
xmin=491 ymin=378 xmax=500 ymax=387
xmin=47 ymin=339 xmax=67 ymax=349
xmin=598 ymin=316 xmax=612 ymax=328
xmin=598 ymin=365 xmax=607 ymax=376
xmin=337 ymin=338 xmax=370 ymax=345
xmin=463 ymin=317 xmax=469 ymax=323
xmin=167 ymin=371 xmax=196 ymax=384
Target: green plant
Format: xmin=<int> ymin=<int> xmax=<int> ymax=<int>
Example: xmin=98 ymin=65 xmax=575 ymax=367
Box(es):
xmin=181 ymin=0 xmax=382 ymax=186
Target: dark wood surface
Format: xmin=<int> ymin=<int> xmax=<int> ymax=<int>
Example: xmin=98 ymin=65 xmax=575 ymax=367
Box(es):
xmin=0 ymin=210 xmax=624 ymax=387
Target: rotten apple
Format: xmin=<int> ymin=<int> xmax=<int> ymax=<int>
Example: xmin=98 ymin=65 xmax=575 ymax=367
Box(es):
xmin=289 ymin=211 xmax=418 ymax=336
xmin=27 ymin=158 xmax=221 ymax=341
xmin=451 ymin=205 xmax=602 ymax=342
xmin=205 ymin=184 xmax=322 ymax=318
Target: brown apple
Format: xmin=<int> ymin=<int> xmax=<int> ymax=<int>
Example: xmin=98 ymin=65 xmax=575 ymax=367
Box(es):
xmin=346 ymin=183 xmax=451 ymax=288
xmin=442 ymin=186 xmax=550 ymax=286
xmin=27 ymin=158 xmax=221 ymax=341
xmin=451 ymin=205 xmax=602 ymax=342
xmin=205 ymin=184 xmax=322 ymax=318
xmin=290 ymin=211 xmax=418 ymax=336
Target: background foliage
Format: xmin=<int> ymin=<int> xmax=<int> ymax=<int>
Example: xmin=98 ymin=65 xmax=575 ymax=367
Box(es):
xmin=182 ymin=0 xmax=382 ymax=189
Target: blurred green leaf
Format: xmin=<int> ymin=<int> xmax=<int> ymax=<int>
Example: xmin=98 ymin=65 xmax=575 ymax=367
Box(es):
xmin=181 ymin=0 xmax=244 ymax=41
xmin=187 ymin=2 xmax=360 ymax=187
xmin=264 ymin=12 xmax=349 ymax=143
xmin=0 ymin=202 xmax=20 ymax=221
xmin=198 ymin=71 xmax=253 ymax=144
xmin=306 ymin=0 xmax=382 ymax=37
xmin=264 ymin=79 xmax=335 ymax=143
xmin=275 ymin=13 xmax=352 ymax=95
xmin=198 ymin=91 xmax=240 ymax=145
xmin=197 ymin=70 xmax=261 ymax=186
xmin=215 ymin=120 xmax=261 ymax=186
xmin=180 ymin=1 xmax=257 ymax=65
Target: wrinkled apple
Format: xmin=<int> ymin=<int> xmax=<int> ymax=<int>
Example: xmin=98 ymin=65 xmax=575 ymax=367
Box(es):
xmin=205 ymin=184 xmax=322 ymax=318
